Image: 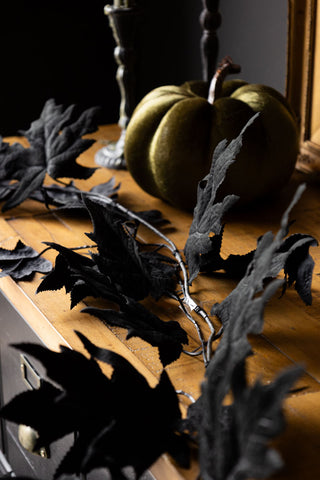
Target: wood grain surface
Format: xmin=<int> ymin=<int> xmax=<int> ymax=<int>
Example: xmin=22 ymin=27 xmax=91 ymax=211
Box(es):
xmin=1 ymin=125 xmax=320 ymax=479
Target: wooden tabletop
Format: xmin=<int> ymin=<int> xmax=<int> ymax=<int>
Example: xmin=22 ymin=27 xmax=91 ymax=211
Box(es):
xmin=1 ymin=125 xmax=320 ymax=480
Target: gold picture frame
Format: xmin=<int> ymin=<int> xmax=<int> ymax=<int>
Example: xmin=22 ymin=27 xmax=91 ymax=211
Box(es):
xmin=287 ymin=0 xmax=320 ymax=172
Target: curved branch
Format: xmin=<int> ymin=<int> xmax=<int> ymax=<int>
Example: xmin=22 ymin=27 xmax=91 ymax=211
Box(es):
xmin=82 ymin=190 xmax=216 ymax=363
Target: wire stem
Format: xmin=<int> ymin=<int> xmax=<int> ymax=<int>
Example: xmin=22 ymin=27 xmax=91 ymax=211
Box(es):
xmin=45 ymin=187 xmax=217 ymax=364
xmin=85 ymin=191 xmax=218 ymax=363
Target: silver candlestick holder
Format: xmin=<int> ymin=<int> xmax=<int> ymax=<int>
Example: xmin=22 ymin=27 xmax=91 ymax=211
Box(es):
xmin=95 ymin=2 xmax=139 ymax=169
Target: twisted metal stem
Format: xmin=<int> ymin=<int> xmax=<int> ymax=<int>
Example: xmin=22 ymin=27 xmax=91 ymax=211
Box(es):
xmin=83 ymin=190 xmax=216 ymax=364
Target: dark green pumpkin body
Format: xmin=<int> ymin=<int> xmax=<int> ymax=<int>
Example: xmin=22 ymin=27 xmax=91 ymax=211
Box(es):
xmin=124 ymin=79 xmax=299 ymax=211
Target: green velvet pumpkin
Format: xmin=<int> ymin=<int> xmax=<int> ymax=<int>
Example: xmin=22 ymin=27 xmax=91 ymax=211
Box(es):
xmin=124 ymin=62 xmax=299 ymax=211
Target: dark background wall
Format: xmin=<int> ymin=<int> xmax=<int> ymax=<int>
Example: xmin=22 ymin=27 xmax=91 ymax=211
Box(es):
xmin=0 ymin=1 xmax=288 ymax=136
xmin=0 ymin=0 xmax=119 ymax=135
xmin=136 ymin=0 xmax=288 ymax=98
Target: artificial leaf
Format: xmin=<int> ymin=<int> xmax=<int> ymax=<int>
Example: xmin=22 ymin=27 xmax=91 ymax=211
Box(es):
xmin=186 ymin=276 xmax=299 ymax=480
xmin=83 ymin=196 xmax=178 ymax=300
xmin=279 ymin=232 xmax=317 ymax=305
xmin=20 ymin=99 xmax=99 ymax=180
xmin=184 ymin=114 xmax=259 ymax=283
xmin=0 ymin=180 xmax=12 ymax=202
xmin=0 ymin=240 xmax=52 ymax=280
xmin=13 ymin=478 xmax=78 ymax=480
xmin=38 ymin=220 xmax=178 ymax=307
xmin=0 ymin=378 xmax=77 ymax=445
xmin=0 ymin=333 xmax=189 ymax=479
xmin=38 ymin=241 xmax=187 ymax=366
xmin=196 ymin=356 xmax=302 ymax=480
xmin=83 ymin=296 xmax=189 ymax=367
xmin=185 ymin=187 xmax=308 ymax=480
xmin=36 ymin=242 xmax=120 ymax=308
xmin=0 ymin=167 xmax=46 ymax=212
xmin=29 ymin=178 xmax=120 ymax=211
xmin=134 ymin=208 xmax=170 ymax=226
xmin=212 ymin=184 xmax=316 ymax=329
xmin=183 ymin=113 xmax=317 ymax=299
xmin=0 ymin=99 xmax=100 ymax=211
xmin=0 ymin=135 xmax=11 ymax=158
xmin=228 ymin=365 xmax=302 ymax=480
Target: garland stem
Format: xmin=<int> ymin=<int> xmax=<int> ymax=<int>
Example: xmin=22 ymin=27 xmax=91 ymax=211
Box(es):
xmin=83 ymin=191 xmax=216 ymax=363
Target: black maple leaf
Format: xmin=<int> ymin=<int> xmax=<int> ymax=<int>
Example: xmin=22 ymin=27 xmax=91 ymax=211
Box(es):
xmin=37 ymin=200 xmax=179 ymax=304
xmin=0 ymin=99 xmax=100 ymax=211
xmin=0 ymin=240 xmax=52 ymax=280
xmin=83 ymin=196 xmax=179 ymax=301
xmin=0 ymin=332 xmax=190 ymax=479
xmin=37 ymin=237 xmax=187 ymax=366
xmin=36 ymin=242 xmax=118 ymax=308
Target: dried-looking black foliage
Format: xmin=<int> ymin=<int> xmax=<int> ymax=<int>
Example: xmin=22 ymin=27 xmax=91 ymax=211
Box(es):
xmin=84 ymin=196 xmax=178 ymax=300
xmin=30 ymin=178 xmax=120 ymax=211
xmin=213 ymin=184 xmax=317 ymax=329
xmin=0 ymin=99 xmax=100 ymax=211
xmin=133 ymin=208 xmax=170 ymax=227
xmin=184 ymin=115 xmax=258 ymax=284
xmin=184 ymin=119 xmax=317 ymax=305
xmin=38 ymin=198 xmax=179 ymax=303
xmin=191 ymin=356 xmax=302 ymax=480
xmin=36 ymin=197 xmax=186 ymax=366
xmin=0 ymin=240 xmax=52 ymax=280
xmin=9 ymin=476 xmax=82 ymax=480
xmin=279 ymin=232 xmax=317 ymax=305
xmin=0 ymin=332 xmax=190 ymax=479
xmin=185 ymin=186 xmax=307 ymax=480
xmin=36 ymin=242 xmax=115 ymax=305
xmin=0 ymin=100 xmax=317 ymax=480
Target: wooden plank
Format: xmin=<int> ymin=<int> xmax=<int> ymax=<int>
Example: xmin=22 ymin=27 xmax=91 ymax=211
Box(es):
xmin=273 ymin=391 xmax=320 ymax=479
xmin=0 ymin=276 xmax=70 ymax=352
xmin=1 ymin=125 xmax=320 ymax=479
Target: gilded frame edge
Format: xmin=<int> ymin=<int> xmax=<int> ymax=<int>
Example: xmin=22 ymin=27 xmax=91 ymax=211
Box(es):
xmin=286 ymin=0 xmax=320 ymax=172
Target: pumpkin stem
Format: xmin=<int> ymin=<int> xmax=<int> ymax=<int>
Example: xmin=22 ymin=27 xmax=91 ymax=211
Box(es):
xmin=207 ymin=56 xmax=241 ymax=104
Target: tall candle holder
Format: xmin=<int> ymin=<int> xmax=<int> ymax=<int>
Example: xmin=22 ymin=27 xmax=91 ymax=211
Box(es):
xmin=95 ymin=2 xmax=139 ymax=169
xmin=199 ymin=0 xmax=221 ymax=82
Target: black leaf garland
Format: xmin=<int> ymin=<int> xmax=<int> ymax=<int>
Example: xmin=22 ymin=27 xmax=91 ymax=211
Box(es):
xmin=30 ymin=178 xmax=120 ymax=211
xmin=0 ymin=99 xmax=100 ymax=211
xmin=185 ymin=186 xmax=308 ymax=479
xmin=0 ymin=332 xmax=190 ymax=479
xmin=0 ymin=100 xmax=317 ymax=480
xmin=0 ymin=240 xmax=52 ymax=280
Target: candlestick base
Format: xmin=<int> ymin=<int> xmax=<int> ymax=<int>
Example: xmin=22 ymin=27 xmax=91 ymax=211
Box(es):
xmin=95 ymin=129 xmax=127 ymax=169
xmin=95 ymin=4 xmax=139 ymax=170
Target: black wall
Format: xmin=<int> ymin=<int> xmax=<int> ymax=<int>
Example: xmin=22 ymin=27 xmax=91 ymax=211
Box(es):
xmin=0 ymin=1 xmax=202 ymax=136
xmin=135 ymin=0 xmax=203 ymax=97
xmin=0 ymin=1 xmax=119 ymax=135
xmin=0 ymin=1 xmax=288 ymax=136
